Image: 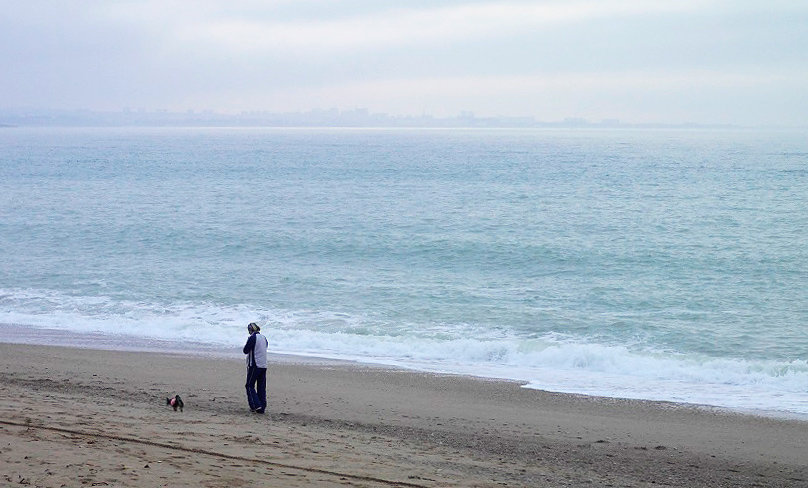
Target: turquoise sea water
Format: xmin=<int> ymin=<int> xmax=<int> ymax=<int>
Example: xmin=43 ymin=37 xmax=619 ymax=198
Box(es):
xmin=1 ymin=127 xmax=807 ymax=416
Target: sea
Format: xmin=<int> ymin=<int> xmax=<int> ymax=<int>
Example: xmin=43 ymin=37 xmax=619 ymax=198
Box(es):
xmin=1 ymin=126 xmax=807 ymax=418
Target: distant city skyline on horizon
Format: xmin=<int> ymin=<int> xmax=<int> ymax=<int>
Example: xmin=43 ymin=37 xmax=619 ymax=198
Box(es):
xmin=0 ymin=106 xmax=762 ymax=129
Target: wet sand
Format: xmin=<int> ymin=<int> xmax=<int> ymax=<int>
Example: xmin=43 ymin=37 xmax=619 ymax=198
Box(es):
xmin=1 ymin=342 xmax=805 ymax=487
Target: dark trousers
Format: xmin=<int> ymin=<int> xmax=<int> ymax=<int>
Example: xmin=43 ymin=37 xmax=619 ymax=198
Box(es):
xmin=245 ymin=366 xmax=267 ymax=412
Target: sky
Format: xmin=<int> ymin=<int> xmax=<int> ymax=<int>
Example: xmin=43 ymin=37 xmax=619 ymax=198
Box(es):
xmin=1 ymin=0 xmax=807 ymax=126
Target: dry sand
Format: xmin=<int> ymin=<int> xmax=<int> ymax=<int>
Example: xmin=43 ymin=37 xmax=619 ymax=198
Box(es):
xmin=1 ymin=342 xmax=806 ymax=487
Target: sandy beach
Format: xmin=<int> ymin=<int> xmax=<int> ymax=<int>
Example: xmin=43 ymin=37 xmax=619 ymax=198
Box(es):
xmin=1 ymin=342 xmax=806 ymax=487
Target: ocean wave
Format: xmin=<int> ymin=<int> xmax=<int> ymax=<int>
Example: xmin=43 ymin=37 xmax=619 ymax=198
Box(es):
xmin=2 ymin=287 xmax=806 ymax=416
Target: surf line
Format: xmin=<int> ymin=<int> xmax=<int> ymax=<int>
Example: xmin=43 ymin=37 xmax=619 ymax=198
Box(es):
xmin=0 ymin=419 xmax=429 ymax=488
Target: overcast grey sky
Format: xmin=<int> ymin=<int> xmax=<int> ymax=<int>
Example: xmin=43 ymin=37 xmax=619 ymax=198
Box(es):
xmin=2 ymin=0 xmax=806 ymax=125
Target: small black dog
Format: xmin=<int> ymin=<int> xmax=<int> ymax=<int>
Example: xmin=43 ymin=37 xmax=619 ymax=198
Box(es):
xmin=166 ymin=394 xmax=184 ymax=412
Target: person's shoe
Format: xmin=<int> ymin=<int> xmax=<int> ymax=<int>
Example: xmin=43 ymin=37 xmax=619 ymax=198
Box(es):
xmin=254 ymin=409 xmax=265 ymax=414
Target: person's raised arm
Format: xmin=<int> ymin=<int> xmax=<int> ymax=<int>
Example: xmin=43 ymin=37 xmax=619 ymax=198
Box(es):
xmin=243 ymin=333 xmax=256 ymax=354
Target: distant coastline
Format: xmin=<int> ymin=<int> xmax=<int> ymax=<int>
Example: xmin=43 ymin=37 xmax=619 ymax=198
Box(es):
xmin=0 ymin=108 xmax=750 ymax=130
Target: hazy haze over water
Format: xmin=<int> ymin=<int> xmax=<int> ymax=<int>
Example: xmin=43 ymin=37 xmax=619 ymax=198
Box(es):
xmin=1 ymin=1 xmax=807 ymax=126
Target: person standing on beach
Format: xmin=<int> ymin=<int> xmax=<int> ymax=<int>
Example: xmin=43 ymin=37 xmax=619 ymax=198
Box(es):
xmin=243 ymin=322 xmax=268 ymax=414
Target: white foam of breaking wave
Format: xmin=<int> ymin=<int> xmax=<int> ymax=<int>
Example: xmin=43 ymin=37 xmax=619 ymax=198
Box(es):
xmin=266 ymin=328 xmax=808 ymax=416
xmin=2 ymin=288 xmax=806 ymax=416
xmin=0 ymin=288 xmax=252 ymax=346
